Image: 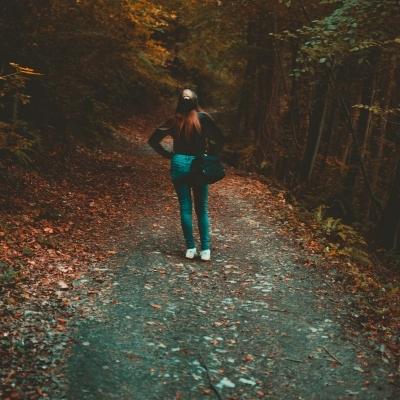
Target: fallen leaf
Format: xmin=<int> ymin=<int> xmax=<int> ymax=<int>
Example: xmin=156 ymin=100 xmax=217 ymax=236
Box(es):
xmin=201 ymin=388 xmax=212 ymax=395
xmin=243 ymin=354 xmax=255 ymax=362
xmin=57 ymin=280 xmax=68 ymax=290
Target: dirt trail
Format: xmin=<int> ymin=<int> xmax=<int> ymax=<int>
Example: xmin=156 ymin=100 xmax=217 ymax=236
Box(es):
xmin=64 ymin=125 xmax=398 ymax=400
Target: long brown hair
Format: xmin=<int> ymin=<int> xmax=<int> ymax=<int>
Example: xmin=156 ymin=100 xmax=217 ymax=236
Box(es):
xmin=175 ymin=108 xmax=202 ymax=138
xmin=175 ymin=89 xmax=202 ymax=138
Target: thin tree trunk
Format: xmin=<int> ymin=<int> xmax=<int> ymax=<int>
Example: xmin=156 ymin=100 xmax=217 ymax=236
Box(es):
xmin=300 ymin=80 xmax=329 ymax=181
xmin=320 ymin=98 xmax=337 ymax=173
xmin=340 ymin=87 xmax=361 ymax=172
xmin=372 ymin=56 xmax=397 ymax=190
xmin=373 ymin=111 xmax=388 ymax=181
xmin=360 ymin=73 xmax=377 ymax=158
xmin=237 ymin=21 xmax=258 ymax=140
xmin=342 ymin=75 xmax=376 ymax=203
xmin=377 ymin=158 xmax=400 ymax=250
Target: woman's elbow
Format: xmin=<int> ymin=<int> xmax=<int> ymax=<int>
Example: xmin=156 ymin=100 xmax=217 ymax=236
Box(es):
xmin=147 ymin=135 xmax=156 ymax=149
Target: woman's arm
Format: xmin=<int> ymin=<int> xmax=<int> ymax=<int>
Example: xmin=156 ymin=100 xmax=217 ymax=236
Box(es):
xmin=147 ymin=120 xmax=174 ymax=159
xmin=200 ymin=112 xmax=225 ymax=154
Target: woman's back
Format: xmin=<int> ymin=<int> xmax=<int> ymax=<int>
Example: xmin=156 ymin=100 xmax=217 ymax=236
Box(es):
xmin=148 ymin=111 xmax=225 ymax=158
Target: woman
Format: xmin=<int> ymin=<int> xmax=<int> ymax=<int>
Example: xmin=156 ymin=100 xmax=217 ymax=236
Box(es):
xmin=147 ymin=89 xmax=225 ymax=261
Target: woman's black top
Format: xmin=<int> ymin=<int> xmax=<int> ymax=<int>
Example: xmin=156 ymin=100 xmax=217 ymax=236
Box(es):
xmin=148 ymin=111 xmax=225 ymax=159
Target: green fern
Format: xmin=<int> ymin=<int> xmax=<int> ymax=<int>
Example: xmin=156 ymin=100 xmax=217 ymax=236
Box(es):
xmin=314 ymin=205 xmax=371 ymax=266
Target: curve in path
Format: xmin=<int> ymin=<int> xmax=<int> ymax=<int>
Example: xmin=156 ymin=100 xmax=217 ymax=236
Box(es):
xmin=66 ymin=128 xmax=398 ymax=400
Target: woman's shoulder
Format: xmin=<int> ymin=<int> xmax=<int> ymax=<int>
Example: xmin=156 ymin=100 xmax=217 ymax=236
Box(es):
xmin=198 ymin=110 xmax=214 ymax=122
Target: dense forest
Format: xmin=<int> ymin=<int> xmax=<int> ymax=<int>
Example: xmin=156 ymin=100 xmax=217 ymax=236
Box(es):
xmin=1 ymin=0 xmax=400 ymax=252
xmin=2 ymin=2 xmax=400 ymax=397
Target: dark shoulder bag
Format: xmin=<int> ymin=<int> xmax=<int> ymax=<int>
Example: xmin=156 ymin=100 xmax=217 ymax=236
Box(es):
xmin=190 ymin=137 xmax=225 ymax=185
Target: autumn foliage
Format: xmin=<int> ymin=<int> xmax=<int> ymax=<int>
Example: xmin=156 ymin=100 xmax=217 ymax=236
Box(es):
xmin=1 ymin=2 xmax=400 ymax=396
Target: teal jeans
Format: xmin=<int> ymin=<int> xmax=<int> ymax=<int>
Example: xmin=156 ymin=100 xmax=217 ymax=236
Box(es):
xmin=171 ymin=154 xmax=210 ymax=251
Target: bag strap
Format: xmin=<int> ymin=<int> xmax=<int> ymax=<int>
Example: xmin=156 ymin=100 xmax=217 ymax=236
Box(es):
xmin=196 ymin=111 xmax=208 ymax=156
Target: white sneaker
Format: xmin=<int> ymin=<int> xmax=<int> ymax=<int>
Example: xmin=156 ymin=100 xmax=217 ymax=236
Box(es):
xmin=185 ymin=248 xmax=197 ymax=259
xmin=200 ymin=249 xmax=211 ymax=261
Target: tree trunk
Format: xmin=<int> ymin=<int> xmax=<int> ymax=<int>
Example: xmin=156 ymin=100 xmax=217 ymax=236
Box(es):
xmin=320 ymin=98 xmax=337 ymax=173
xmin=360 ymin=73 xmax=377 ymax=158
xmin=372 ymin=55 xmax=397 ymax=190
xmin=377 ymin=158 xmax=400 ymax=250
xmin=236 ymin=20 xmax=258 ymax=140
xmin=299 ymin=80 xmax=329 ymax=181
xmin=340 ymin=87 xmax=361 ymax=173
xmin=342 ymin=76 xmax=375 ymax=203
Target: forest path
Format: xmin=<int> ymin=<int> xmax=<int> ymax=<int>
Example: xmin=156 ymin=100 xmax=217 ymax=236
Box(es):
xmin=65 ymin=124 xmax=397 ymax=400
